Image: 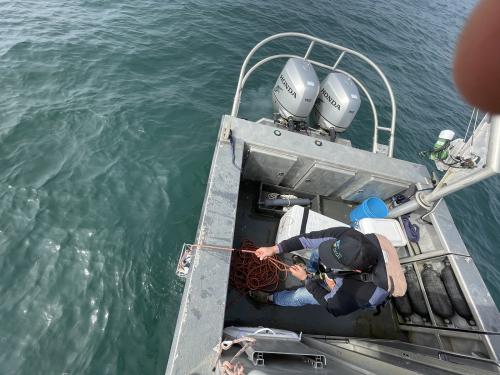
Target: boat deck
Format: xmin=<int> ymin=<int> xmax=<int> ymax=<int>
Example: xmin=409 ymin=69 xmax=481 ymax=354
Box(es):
xmin=225 ymin=180 xmax=404 ymax=339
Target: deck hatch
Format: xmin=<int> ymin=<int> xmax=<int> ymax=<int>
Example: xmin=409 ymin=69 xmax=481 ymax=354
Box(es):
xmin=294 ymin=162 xmax=356 ymax=196
xmin=243 ymin=146 xmax=297 ymax=185
xmin=340 ymin=175 xmax=409 ymax=202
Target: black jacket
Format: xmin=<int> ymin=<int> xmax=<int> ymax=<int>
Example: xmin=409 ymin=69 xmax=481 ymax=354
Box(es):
xmin=278 ymin=227 xmax=389 ymax=316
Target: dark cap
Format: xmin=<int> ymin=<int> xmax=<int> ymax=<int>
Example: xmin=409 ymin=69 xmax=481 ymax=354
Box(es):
xmin=318 ymin=228 xmax=379 ymax=271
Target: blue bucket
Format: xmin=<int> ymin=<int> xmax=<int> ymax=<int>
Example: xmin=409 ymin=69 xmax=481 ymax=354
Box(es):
xmin=349 ymin=197 xmax=388 ymax=223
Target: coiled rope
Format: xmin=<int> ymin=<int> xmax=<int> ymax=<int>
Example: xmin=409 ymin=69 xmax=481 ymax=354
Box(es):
xmin=191 ymin=240 xmax=290 ymax=293
xmin=230 ymin=240 xmax=289 ymax=293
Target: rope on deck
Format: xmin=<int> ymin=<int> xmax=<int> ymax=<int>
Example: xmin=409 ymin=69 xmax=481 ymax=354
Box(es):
xmin=189 ymin=240 xmax=290 ymax=293
xmin=229 ymin=240 xmax=289 ymax=293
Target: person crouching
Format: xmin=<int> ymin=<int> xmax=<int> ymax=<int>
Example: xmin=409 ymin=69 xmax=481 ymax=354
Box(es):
xmin=252 ymin=227 xmax=406 ymax=317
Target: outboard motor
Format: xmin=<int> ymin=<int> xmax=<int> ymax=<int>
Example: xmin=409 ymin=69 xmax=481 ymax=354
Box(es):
xmin=272 ymin=58 xmax=319 ymax=130
xmin=312 ymin=72 xmax=361 ymax=141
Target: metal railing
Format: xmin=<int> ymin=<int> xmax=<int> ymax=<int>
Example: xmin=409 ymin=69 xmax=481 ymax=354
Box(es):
xmin=230 ymin=32 xmax=397 ymax=157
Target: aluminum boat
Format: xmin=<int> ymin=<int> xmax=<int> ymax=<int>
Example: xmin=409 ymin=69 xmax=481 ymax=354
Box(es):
xmin=166 ymin=33 xmax=500 ymax=374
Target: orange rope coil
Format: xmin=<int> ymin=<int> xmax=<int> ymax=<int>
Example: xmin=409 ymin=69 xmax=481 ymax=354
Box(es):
xmin=229 ymin=240 xmax=289 ymax=293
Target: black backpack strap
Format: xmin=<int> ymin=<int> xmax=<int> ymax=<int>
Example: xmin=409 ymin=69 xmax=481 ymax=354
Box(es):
xmin=358 ymin=272 xmax=374 ymax=283
xmin=336 ymin=226 xmax=353 ymax=239
xmin=300 ymin=207 xmax=310 ymax=235
xmin=332 ymin=269 xmax=390 ymax=315
xmin=331 ymin=271 xmax=374 ymax=283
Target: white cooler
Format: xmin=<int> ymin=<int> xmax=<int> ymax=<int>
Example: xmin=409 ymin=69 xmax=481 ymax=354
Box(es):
xmin=357 ymin=218 xmax=408 ymax=247
xmin=275 ymin=206 xmax=408 ymax=248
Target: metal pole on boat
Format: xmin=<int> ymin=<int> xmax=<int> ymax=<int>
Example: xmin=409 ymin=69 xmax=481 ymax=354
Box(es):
xmin=388 ymin=115 xmax=500 ymax=218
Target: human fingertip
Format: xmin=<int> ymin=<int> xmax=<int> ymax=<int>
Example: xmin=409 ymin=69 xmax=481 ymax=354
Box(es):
xmin=453 ymin=0 xmax=500 ymax=113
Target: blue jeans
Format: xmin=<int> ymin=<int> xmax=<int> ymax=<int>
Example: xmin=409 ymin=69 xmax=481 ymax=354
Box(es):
xmin=273 ymin=286 xmax=319 ymax=306
xmin=272 ymin=250 xmax=320 ymax=307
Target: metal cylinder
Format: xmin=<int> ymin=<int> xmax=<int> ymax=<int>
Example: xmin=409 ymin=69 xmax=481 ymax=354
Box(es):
xmin=262 ymin=198 xmax=311 ymax=207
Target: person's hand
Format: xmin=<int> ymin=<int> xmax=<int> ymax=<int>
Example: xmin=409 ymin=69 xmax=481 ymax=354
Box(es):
xmin=289 ymin=265 xmax=308 ymax=281
xmin=255 ymin=245 xmax=278 ymax=260
xmin=325 ymin=275 xmax=336 ymax=290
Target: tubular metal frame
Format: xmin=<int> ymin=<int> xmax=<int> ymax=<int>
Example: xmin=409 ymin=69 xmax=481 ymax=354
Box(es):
xmin=389 ymin=114 xmax=500 ymax=218
xmin=230 ymin=32 xmax=398 ymax=157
